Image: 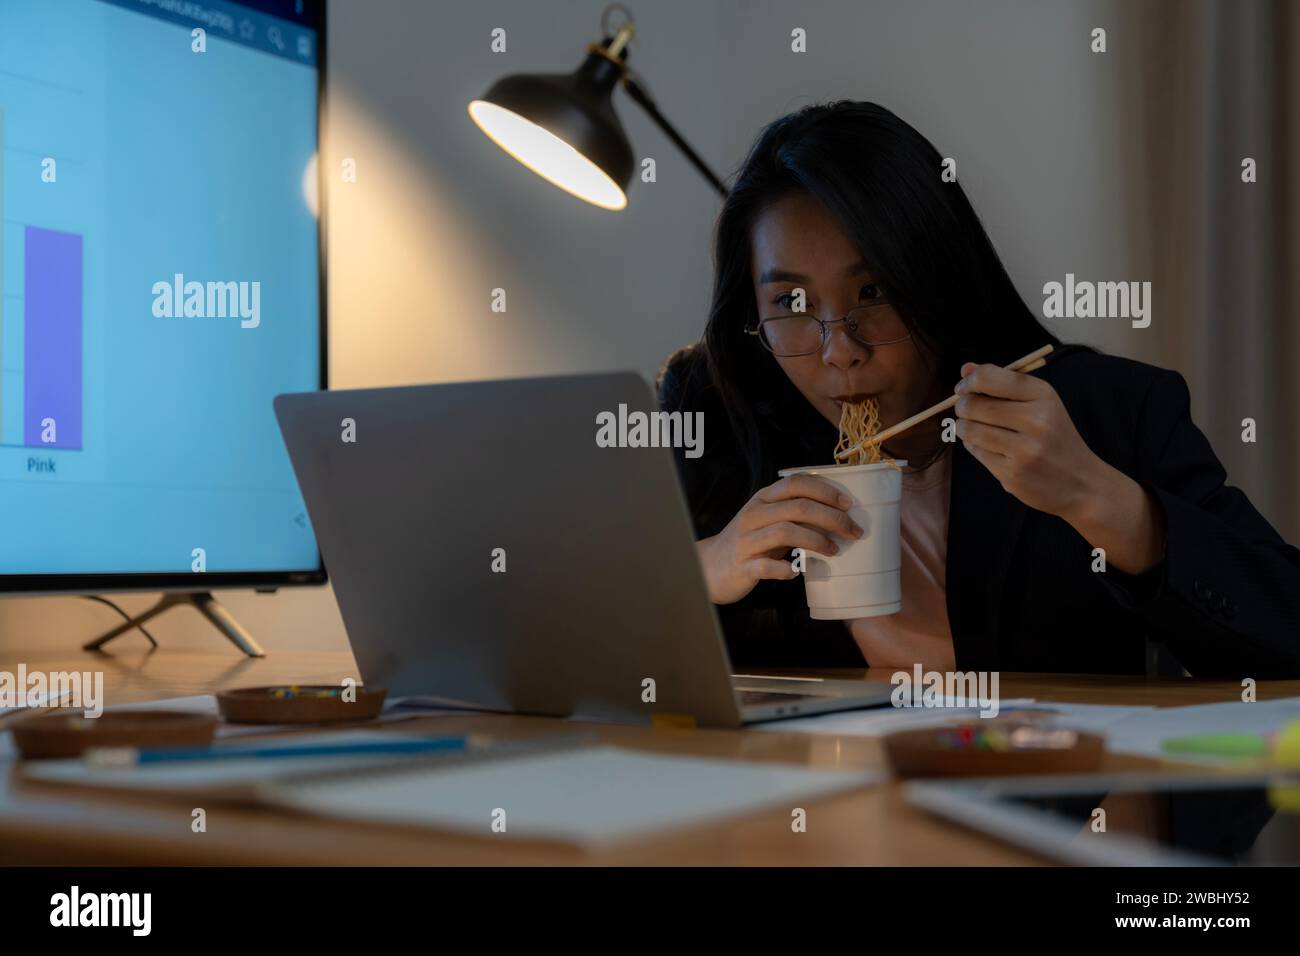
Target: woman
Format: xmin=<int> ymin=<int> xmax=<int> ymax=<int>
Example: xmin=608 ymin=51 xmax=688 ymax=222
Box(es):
xmin=658 ymin=101 xmax=1300 ymax=677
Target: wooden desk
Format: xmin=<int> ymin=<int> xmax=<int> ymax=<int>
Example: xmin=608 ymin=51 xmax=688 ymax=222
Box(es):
xmin=1 ymin=646 xmax=1293 ymax=866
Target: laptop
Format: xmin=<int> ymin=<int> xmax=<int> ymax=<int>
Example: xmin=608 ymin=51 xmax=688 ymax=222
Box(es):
xmin=273 ymin=372 xmax=894 ymax=728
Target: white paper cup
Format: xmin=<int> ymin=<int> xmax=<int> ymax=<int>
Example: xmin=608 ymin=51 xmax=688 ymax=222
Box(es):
xmin=776 ymin=460 xmax=907 ymax=620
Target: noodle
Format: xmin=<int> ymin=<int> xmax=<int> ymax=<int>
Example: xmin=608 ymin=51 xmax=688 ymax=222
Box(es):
xmin=835 ymin=398 xmax=899 ymax=468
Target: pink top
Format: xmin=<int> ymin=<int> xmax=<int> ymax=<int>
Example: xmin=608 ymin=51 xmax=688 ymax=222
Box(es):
xmin=847 ymin=449 xmax=956 ymax=671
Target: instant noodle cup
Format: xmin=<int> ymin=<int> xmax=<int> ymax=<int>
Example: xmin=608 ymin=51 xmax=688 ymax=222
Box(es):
xmin=777 ymin=460 xmax=906 ymax=619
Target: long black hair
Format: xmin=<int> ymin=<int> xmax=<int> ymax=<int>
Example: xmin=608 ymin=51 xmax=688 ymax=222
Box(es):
xmin=698 ymin=100 xmax=1063 ymax=494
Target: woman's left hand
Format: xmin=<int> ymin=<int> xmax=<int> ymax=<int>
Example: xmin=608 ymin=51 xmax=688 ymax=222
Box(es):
xmin=953 ymin=361 xmax=1166 ymax=574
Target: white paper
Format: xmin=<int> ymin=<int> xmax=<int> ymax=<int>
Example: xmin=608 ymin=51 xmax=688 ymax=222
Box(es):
xmin=1100 ymin=697 xmax=1300 ymax=762
xmin=265 ymin=745 xmax=880 ymax=845
xmin=107 ymin=693 xmax=218 ymax=715
xmin=0 ymin=687 xmax=71 ymax=716
xmin=19 ymin=731 xmax=445 ymax=790
xmin=750 ymin=694 xmax=1300 ymax=766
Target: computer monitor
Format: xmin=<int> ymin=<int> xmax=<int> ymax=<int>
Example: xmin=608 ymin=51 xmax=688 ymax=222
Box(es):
xmin=0 ymin=0 xmax=327 ymax=600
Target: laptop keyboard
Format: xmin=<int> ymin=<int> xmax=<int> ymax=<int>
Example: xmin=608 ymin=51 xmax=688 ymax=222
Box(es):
xmin=737 ymin=689 xmax=818 ymax=706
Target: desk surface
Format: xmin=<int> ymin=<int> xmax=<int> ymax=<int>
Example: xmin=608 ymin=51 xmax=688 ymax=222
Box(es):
xmin=1 ymin=647 xmax=1293 ymax=866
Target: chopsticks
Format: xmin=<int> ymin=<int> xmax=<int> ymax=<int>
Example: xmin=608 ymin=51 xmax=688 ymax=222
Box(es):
xmin=834 ymin=344 xmax=1055 ymax=461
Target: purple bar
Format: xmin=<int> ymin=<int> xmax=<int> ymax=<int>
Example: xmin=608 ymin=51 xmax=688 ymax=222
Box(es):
xmin=24 ymin=226 xmax=83 ymax=449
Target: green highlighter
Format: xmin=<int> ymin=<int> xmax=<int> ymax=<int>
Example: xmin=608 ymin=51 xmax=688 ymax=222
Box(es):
xmin=1161 ymin=733 xmax=1270 ymax=759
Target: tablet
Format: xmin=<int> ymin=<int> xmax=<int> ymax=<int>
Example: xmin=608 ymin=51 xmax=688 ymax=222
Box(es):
xmin=904 ymin=771 xmax=1300 ymax=865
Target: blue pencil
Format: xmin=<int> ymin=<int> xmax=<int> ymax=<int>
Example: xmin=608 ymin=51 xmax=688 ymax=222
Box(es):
xmin=87 ymin=735 xmax=469 ymax=767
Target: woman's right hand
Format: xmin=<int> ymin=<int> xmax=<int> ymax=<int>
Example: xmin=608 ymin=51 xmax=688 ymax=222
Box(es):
xmin=695 ymin=474 xmax=864 ymax=604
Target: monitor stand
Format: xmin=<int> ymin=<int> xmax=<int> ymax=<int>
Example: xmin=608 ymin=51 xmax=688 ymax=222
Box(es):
xmin=82 ymin=592 xmax=265 ymax=657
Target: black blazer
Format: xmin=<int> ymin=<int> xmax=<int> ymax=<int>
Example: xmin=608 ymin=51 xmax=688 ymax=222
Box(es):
xmin=657 ymin=342 xmax=1300 ymax=678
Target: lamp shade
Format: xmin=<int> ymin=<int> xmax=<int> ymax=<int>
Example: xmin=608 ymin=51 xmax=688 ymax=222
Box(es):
xmin=468 ymin=49 xmax=635 ymax=210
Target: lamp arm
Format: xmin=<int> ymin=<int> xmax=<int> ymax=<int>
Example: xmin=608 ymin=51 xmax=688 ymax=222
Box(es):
xmin=622 ymin=76 xmax=729 ymax=198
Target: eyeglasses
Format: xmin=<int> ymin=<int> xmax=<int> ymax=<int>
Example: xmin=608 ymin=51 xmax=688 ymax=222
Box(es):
xmin=746 ymin=301 xmax=912 ymax=357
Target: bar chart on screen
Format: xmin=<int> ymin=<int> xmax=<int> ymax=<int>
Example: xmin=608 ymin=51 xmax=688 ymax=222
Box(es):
xmin=0 ymin=24 xmax=107 ymax=488
xmin=5 ymin=217 xmax=85 ymax=453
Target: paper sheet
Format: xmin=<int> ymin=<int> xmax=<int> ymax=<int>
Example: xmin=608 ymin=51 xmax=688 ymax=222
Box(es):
xmin=19 ymin=731 xmax=443 ymax=790
xmin=0 ymin=687 xmax=71 ymax=716
xmin=1100 ymin=697 xmax=1300 ymax=762
xmin=264 ymin=744 xmax=879 ymax=845
xmin=751 ymin=695 xmax=1300 ymax=767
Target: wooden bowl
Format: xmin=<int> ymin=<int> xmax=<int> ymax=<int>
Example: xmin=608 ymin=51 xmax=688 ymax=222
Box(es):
xmin=9 ymin=710 xmax=218 ymax=760
xmin=216 ymin=685 xmax=387 ymax=724
xmin=883 ymin=721 xmax=1106 ymax=778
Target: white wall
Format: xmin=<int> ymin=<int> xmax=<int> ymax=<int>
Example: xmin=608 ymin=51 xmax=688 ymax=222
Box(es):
xmin=1 ymin=0 xmax=1261 ymax=656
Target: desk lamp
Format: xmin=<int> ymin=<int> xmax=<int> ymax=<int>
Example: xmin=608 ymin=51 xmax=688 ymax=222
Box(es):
xmin=468 ymin=4 xmax=729 ymax=210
